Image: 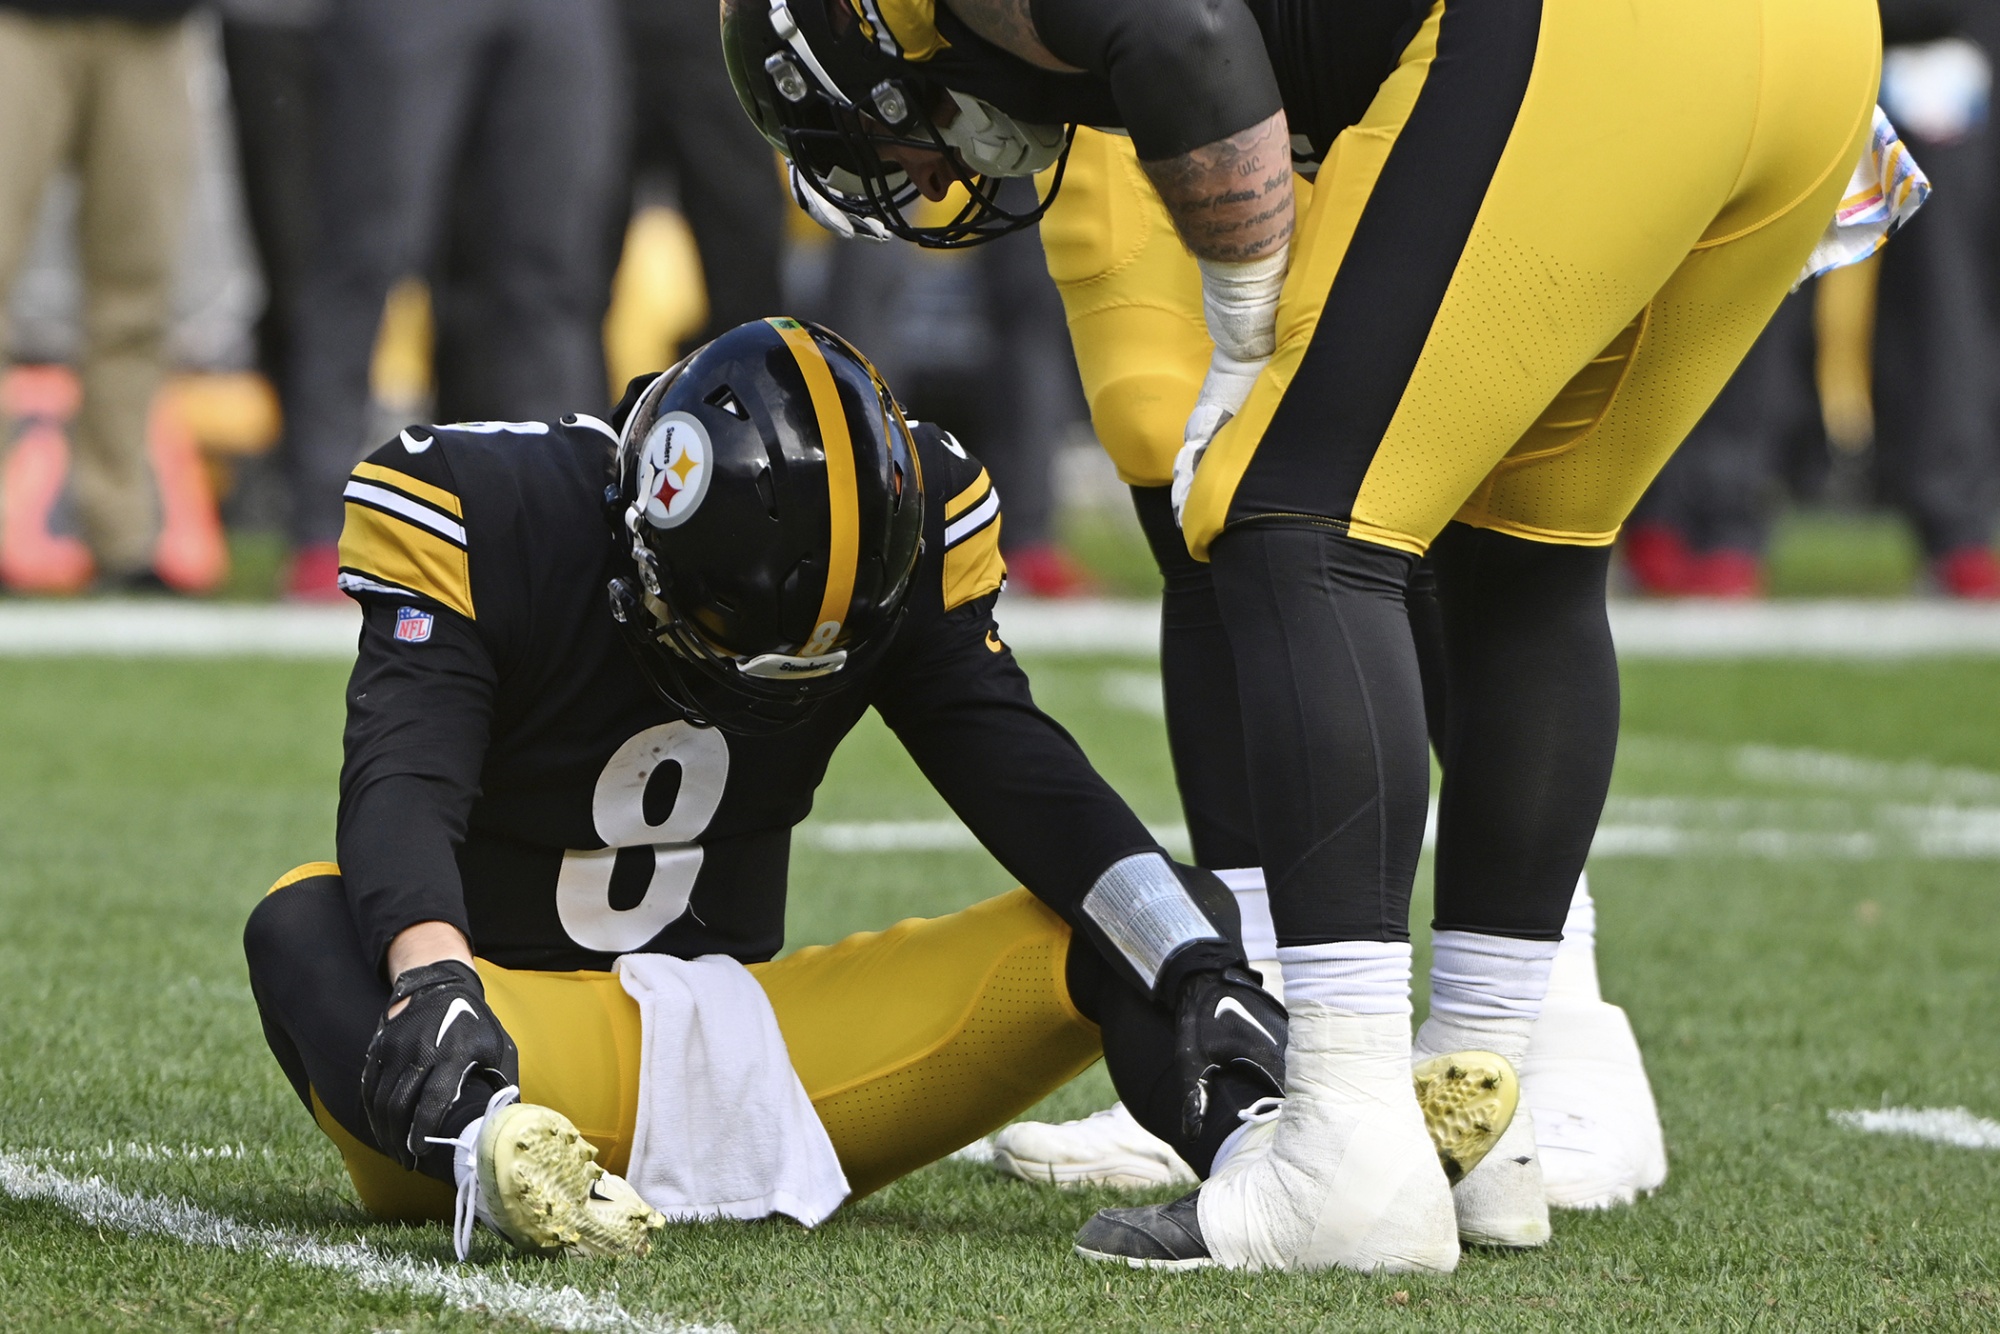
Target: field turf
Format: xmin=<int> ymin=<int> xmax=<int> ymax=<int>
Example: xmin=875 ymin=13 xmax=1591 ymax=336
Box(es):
xmin=2 ymin=649 xmax=1998 ymax=1331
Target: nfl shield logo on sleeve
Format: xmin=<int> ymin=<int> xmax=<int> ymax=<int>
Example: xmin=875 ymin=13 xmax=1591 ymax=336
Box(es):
xmin=394 ymin=607 xmax=434 ymax=643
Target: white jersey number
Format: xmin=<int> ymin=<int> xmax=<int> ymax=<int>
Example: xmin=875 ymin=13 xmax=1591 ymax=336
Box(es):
xmin=555 ymin=722 xmax=729 ymax=952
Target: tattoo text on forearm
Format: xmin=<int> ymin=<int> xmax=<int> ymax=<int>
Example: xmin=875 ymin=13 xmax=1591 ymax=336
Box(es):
xmin=1143 ymin=113 xmax=1295 ymax=262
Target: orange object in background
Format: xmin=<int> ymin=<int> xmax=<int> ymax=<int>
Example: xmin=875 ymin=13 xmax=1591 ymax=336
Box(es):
xmin=0 ymin=366 xmax=92 ymax=593
xmin=0 ymin=365 xmax=245 ymax=595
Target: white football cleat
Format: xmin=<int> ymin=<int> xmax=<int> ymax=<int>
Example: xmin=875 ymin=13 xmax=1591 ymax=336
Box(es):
xmin=990 ymin=1103 xmax=1198 ymax=1189
xmin=443 ymin=1088 xmax=665 ymax=1260
xmin=1521 ymin=996 xmax=1668 ymax=1209
xmin=1193 ymin=1005 xmax=1461 ymax=1273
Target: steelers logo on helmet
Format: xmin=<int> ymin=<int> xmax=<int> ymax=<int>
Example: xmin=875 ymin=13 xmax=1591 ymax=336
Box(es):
xmin=641 ymin=412 xmax=712 ymax=529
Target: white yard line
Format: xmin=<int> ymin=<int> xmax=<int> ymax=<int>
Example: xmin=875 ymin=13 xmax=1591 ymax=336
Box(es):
xmin=801 ymin=819 xmax=1192 ymax=857
xmin=11 ymin=597 xmax=2000 ymax=658
xmin=0 ymin=1149 xmax=723 ymax=1334
xmin=1829 ymin=1107 xmax=2000 ymax=1150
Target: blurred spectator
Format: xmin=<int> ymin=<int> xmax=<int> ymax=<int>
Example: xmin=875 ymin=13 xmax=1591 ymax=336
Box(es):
xmin=0 ymin=0 xmax=197 ymax=591
xmin=215 ymin=0 xmax=324 ymax=391
xmin=282 ymin=0 xmax=624 ymax=599
xmin=621 ymin=0 xmax=785 ymax=347
xmin=810 ymin=181 xmax=1096 ymax=597
xmin=1628 ymin=6 xmax=2000 ymax=599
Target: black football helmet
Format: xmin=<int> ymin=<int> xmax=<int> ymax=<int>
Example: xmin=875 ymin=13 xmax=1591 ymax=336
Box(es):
xmin=607 ymin=318 xmax=925 ymax=732
xmin=721 ymin=0 xmax=1072 ymax=248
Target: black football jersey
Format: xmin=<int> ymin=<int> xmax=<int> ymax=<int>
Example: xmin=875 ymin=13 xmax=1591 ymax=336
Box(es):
xmin=332 ymin=412 xmax=1159 ymax=973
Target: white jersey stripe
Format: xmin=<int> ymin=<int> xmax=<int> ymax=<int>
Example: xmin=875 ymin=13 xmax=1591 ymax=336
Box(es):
xmin=343 ymin=481 xmax=468 ymax=546
xmin=944 ymin=486 xmax=1000 ymax=548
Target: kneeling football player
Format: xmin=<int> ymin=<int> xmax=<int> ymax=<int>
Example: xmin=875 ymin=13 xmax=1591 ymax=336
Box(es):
xmin=245 ymin=318 xmax=1513 ymax=1261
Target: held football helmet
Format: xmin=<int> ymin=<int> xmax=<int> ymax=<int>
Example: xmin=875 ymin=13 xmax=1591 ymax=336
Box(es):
xmin=607 ymin=318 xmax=925 ymax=732
xmin=721 ymin=0 xmax=1073 ymax=248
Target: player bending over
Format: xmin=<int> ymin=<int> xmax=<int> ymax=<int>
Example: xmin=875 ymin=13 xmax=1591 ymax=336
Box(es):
xmin=244 ymin=318 xmax=1511 ymax=1260
xmin=722 ymin=0 xmax=1887 ymax=1274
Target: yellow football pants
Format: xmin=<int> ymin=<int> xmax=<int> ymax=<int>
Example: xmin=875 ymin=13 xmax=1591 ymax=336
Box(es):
xmin=1040 ymin=0 xmax=1880 ymax=558
xmin=314 ymin=887 xmax=1101 ymax=1220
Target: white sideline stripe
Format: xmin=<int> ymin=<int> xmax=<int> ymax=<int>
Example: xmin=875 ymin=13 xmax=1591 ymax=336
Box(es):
xmin=11 ymin=597 xmax=2000 ymax=657
xmin=801 ymin=819 xmax=1191 ymax=857
xmin=0 ymin=1150 xmax=722 ymax=1334
xmin=1830 ymin=1107 xmax=2000 ymax=1150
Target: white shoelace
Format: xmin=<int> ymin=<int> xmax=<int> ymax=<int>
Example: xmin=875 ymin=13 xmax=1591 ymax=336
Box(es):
xmin=425 ymin=1083 xmax=520 ymax=1261
xmin=1208 ymin=1096 xmax=1284 ymax=1178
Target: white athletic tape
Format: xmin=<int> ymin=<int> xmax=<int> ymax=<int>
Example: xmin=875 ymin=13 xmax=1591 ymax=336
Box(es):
xmin=0 ymin=1149 xmax=723 ymax=1334
xmin=1830 ymin=1107 xmax=2000 ymax=1150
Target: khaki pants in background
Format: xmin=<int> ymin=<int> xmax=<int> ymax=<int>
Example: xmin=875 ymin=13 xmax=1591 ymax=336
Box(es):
xmin=0 ymin=13 xmax=193 ymax=577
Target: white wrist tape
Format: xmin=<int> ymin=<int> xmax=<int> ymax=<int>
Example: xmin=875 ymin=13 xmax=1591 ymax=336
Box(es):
xmin=1197 ymin=250 xmax=1288 ymax=362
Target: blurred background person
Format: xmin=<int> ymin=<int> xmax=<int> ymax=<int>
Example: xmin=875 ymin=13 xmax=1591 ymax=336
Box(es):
xmin=0 ymin=0 xmax=197 ymax=592
xmin=1626 ymin=3 xmax=2000 ymax=600
xmin=803 ymin=181 xmax=1096 ymax=598
xmin=281 ymin=0 xmax=624 ymax=600
xmin=619 ymin=0 xmax=784 ymax=349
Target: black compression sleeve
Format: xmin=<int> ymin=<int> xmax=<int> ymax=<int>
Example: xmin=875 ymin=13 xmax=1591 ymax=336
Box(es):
xmin=1027 ymin=0 xmax=1281 ymax=160
xmin=872 ymin=596 xmax=1160 ymax=927
xmin=336 ymin=600 xmax=498 ymax=970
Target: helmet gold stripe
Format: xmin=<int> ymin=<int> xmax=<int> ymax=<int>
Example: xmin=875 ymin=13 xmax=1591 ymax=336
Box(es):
xmin=769 ymin=318 xmax=858 ymax=656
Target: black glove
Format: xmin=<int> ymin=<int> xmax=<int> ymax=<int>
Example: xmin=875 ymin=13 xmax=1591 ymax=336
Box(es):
xmin=360 ymin=960 xmax=519 ymax=1169
xmin=1175 ymin=965 xmax=1287 ymax=1142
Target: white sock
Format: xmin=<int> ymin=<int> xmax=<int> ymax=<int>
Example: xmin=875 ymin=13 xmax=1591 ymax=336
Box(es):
xmin=1429 ymin=931 xmax=1558 ymax=1031
xmin=1275 ymin=941 xmax=1412 ymax=1015
xmin=1216 ymin=867 xmax=1283 ymax=997
xmin=1545 ymin=871 xmax=1602 ymax=1003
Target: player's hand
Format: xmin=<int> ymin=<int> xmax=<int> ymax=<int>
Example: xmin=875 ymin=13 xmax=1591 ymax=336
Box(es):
xmin=790 ymin=163 xmax=891 ymax=242
xmin=361 ymin=960 xmax=519 ymax=1169
xmin=1172 ymin=351 xmax=1266 ymax=527
xmin=1173 ymin=964 xmax=1287 ymax=1142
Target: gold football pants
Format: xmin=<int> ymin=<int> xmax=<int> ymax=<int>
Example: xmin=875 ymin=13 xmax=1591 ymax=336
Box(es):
xmin=1039 ymin=0 xmax=1880 ymax=558
xmin=309 ymin=886 xmax=1101 ymax=1220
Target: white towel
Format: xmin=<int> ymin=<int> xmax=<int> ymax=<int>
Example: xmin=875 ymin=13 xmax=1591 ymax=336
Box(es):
xmin=1796 ymin=106 xmax=1932 ymax=288
xmin=614 ymin=953 xmax=850 ymax=1226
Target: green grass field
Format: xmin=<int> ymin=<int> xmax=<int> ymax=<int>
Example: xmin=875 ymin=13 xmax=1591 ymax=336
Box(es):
xmin=2 ymin=650 xmax=1998 ymax=1331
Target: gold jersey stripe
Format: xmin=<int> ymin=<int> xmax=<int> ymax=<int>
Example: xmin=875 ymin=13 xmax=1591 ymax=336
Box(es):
xmin=339 ymin=502 xmax=475 ymax=620
xmin=771 ymin=319 xmax=858 ymax=655
xmin=943 ymin=507 xmax=1006 ymax=611
xmin=351 ymin=460 xmax=463 ymax=517
xmin=265 ymin=861 xmax=342 ymax=896
xmin=943 ymin=468 xmax=992 ymax=521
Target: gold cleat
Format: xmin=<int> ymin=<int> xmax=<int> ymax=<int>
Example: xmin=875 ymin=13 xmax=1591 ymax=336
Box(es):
xmin=1412 ymin=1050 xmax=1520 ymax=1186
xmin=475 ymin=1102 xmax=666 ymax=1258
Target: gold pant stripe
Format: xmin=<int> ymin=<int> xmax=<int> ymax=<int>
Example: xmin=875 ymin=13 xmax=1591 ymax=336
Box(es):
xmin=321 ymin=887 xmax=1099 ymax=1220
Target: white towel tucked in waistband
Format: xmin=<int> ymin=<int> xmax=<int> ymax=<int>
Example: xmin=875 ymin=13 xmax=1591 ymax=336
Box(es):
xmin=614 ymin=953 xmax=850 ymax=1227
xmin=1796 ymin=106 xmax=1932 ymax=288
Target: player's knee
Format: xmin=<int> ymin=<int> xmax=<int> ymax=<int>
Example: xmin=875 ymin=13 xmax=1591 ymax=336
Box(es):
xmin=243 ymin=869 xmax=343 ymax=999
xmin=1090 ymin=374 xmax=1199 ymax=488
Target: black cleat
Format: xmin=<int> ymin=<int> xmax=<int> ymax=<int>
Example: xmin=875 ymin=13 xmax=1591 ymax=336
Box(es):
xmin=1073 ymin=1188 xmax=1213 ymax=1270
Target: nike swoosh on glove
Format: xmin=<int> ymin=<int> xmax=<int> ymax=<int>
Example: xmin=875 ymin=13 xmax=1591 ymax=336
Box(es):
xmin=362 ymin=960 xmax=520 ymax=1169
xmin=1174 ymin=965 xmax=1288 ymax=1142
xmin=1171 ymin=352 xmax=1266 ymax=527
xmin=790 ymin=164 xmax=890 ymax=243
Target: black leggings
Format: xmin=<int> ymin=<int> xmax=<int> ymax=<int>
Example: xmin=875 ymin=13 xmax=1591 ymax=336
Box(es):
xmin=1133 ymin=485 xmax=1451 ymax=869
xmin=1207 ymin=520 xmax=1615 ymax=946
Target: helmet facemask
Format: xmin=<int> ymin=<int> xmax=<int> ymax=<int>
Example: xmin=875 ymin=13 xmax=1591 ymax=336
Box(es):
xmin=725 ymin=0 xmax=1075 ymax=249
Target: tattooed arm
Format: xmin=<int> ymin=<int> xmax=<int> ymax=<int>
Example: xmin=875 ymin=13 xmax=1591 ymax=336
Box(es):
xmin=946 ymin=0 xmax=1082 ymax=72
xmin=947 ymin=0 xmax=1291 ymax=259
xmin=1142 ymin=111 xmax=1294 ymax=262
